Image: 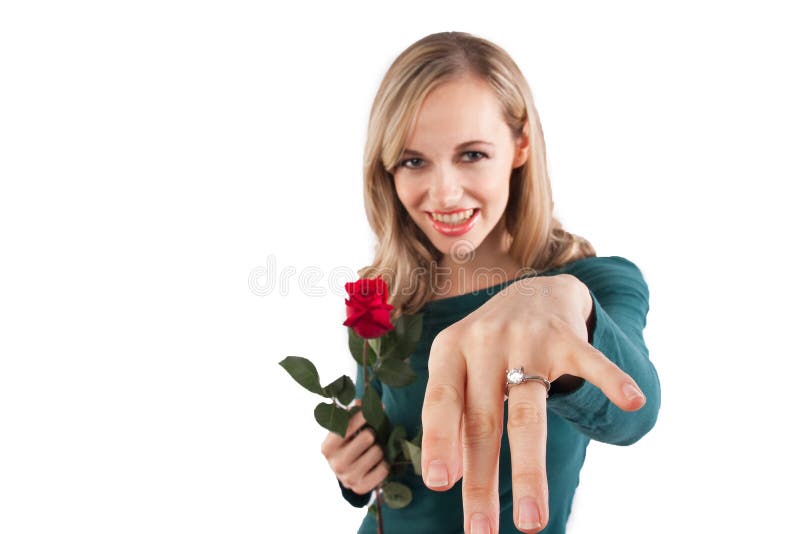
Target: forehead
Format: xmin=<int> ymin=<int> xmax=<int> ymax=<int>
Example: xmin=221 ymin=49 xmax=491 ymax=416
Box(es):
xmin=403 ymin=78 xmax=508 ymax=150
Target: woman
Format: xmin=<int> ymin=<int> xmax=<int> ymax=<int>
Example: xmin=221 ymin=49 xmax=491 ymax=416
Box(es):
xmin=320 ymin=31 xmax=661 ymax=534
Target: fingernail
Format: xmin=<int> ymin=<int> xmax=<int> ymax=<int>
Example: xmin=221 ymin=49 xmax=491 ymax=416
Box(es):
xmin=623 ymin=382 xmax=644 ymax=401
xmin=470 ymin=512 xmax=490 ymax=534
xmin=518 ymin=496 xmax=541 ymax=530
xmin=425 ymin=460 xmax=449 ymax=488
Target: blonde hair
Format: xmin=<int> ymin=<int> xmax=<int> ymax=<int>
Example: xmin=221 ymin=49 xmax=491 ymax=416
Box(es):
xmin=357 ymin=31 xmax=596 ymax=318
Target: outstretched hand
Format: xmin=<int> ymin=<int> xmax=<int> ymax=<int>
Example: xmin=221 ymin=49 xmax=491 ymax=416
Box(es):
xmin=419 ymin=274 xmax=647 ymax=533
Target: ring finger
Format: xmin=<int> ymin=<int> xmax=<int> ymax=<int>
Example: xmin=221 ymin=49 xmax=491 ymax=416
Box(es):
xmin=506 ymin=367 xmax=550 ymax=532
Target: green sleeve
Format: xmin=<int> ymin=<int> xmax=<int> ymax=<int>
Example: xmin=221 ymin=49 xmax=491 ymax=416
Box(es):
xmin=337 ymin=362 xmax=383 ymax=508
xmin=546 ymin=256 xmax=661 ymax=445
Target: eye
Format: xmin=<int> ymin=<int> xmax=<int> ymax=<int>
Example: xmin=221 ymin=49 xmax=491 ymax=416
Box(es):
xmin=398 ymin=151 xmax=487 ymax=170
xmin=399 ymin=157 xmax=424 ymax=169
xmin=464 ymin=151 xmax=487 ymax=162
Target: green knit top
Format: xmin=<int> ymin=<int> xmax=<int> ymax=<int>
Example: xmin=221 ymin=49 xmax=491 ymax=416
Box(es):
xmin=336 ymin=255 xmax=661 ymax=533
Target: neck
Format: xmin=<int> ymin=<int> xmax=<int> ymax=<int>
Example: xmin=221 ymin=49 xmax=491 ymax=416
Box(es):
xmin=435 ymin=227 xmax=523 ymax=295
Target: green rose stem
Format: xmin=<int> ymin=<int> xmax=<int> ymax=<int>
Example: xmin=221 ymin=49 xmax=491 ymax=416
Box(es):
xmin=363 ymin=338 xmax=385 ymax=534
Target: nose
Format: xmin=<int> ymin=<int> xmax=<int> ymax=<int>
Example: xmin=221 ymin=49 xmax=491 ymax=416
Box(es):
xmin=429 ymin=167 xmax=462 ymax=209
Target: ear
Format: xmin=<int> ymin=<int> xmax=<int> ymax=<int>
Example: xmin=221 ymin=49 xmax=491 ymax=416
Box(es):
xmin=512 ymin=120 xmax=531 ymax=169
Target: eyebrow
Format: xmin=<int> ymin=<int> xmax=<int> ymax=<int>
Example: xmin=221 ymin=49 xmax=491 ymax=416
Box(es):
xmin=401 ymin=140 xmax=495 ymax=156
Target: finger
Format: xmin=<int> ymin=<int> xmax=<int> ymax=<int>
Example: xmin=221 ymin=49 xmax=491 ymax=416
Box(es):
xmin=352 ymin=443 xmax=385 ymax=479
xmin=345 ymin=400 xmax=368 ymax=438
xmin=342 ymin=408 xmax=367 ymax=442
xmin=338 ymin=427 xmax=376 ymax=468
xmin=564 ymin=332 xmax=647 ymax=412
xmin=359 ymin=459 xmax=391 ymax=494
xmin=322 ymin=402 xmax=367 ymax=457
xmin=461 ymin=350 xmax=504 ymax=534
xmin=420 ymin=331 xmax=466 ymax=492
xmin=507 ymin=372 xmax=549 ymax=532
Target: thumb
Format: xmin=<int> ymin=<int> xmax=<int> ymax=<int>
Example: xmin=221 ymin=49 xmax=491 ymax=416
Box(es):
xmin=354 ymin=398 xmax=362 ymax=407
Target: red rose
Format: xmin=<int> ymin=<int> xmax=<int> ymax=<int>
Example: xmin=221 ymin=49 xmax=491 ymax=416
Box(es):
xmin=342 ymin=276 xmax=395 ymax=339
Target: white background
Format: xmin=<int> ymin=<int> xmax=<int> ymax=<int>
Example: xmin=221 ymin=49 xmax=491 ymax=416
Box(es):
xmin=1 ymin=1 xmax=798 ymax=533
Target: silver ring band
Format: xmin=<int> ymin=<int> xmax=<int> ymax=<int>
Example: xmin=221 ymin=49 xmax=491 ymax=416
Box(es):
xmin=505 ymin=367 xmax=551 ymax=398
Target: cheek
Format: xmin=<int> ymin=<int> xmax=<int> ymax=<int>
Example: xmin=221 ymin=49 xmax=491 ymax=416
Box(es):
xmin=477 ymin=177 xmax=510 ymax=204
xmin=393 ymin=178 xmax=424 ymax=207
xmin=489 ymin=164 xmax=514 ymax=194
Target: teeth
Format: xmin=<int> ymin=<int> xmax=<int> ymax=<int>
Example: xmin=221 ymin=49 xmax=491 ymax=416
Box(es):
xmin=432 ymin=209 xmax=474 ymax=224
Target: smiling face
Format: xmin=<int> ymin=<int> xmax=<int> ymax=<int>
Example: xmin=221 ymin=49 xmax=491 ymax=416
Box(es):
xmin=392 ymin=76 xmax=529 ymax=272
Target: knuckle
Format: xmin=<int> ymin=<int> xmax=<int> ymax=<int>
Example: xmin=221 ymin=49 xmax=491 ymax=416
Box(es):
xmin=463 ymin=409 xmax=501 ymax=445
xmin=461 ymin=478 xmax=496 ymax=498
xmin=555 ymin=273 xmax=580 ymax=290
xmin=465 ymin=320 xmax=496 ymax=347
xmin=431 ymin=328 xmax=458 ymax=355
xmin=343 ymin=423 xmax=357 ymax=438
xmin=374 ymin=469 xmax=389 ymax=485
xmin=346 ymin=416 xmax=363 ymax=435
xmin=507 ymin=401 xmax=545 ymax=432
xmin=329 ymin=458 xmax=343 ymax=474
xmin=350 ymin=429 xmax=365 ymax=446
xmin=503 ymin=317 xmax=528 ymax=338
xmin=423 ymin=383 xmax=463 ymax=410
xmin=362 ymin=445 xmax=379 ymax=464
xmin=511 ymin=464 xmax=548 ymax=488
xmin=432 ymin=327 xmax=455 ymax=346
xmin=366 ymin=460 xmax=383 ymax=477
xmin=357 ymin=476 xmax=372 ymax=492
xmin=347 ymin=439 xmax=362 ymax=454
xmin=360 ymin=428 xmax=376 ymax=445
xmin=420 ymin=427 xmax=453 ymax=452
xmin=347 ymin=411 xmax=364 ymax=436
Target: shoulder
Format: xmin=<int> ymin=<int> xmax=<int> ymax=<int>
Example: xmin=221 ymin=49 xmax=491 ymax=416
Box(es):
xmin=556 ymin=255 xmax=649 ymax=297
xmin=558 ymin=254 xmax=642 ymax=272
xmin=554 ymin=255 xmax=644 ymax=277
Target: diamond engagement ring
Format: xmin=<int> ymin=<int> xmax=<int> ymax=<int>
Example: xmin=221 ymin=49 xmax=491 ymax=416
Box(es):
xmin=505 ymin=367 xmax=551 ymax=398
